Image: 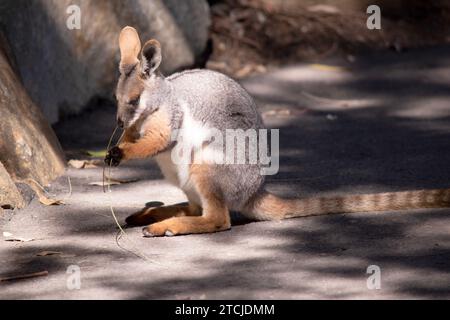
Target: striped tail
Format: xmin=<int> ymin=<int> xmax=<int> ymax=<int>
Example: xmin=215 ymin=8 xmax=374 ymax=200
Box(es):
xmin=245 ymin=188 xmax=450 ymax=220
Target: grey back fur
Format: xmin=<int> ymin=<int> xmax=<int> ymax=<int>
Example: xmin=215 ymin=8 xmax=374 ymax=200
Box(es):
xmin=163 ymin=69 xmax=266 ymax=212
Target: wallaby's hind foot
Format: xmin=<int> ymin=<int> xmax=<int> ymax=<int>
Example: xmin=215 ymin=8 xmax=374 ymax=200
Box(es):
xmin=143 ymin=166 xmax=231 ymax=237
xmin=125 ymin=203 xmax=201 ymax=226
xmin=142 ymin=215 xmax=231 ymax=237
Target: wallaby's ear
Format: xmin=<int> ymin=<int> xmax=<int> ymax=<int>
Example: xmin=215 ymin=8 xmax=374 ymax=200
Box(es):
xmin=140 ymin=39 xmax=162 ymax=76
xmin=119 ymin=26 xmax=141 ymax=70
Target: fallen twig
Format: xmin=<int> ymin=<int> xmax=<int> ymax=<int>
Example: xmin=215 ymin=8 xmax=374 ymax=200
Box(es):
xmin=0 ymin=271 xmax=48 ymax=282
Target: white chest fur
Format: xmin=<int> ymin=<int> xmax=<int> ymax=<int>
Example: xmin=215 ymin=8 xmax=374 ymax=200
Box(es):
xmin=153 ymin=103 xmax=210 ymax=206
xmin=154 ymin=151 xmax=201 ymax=206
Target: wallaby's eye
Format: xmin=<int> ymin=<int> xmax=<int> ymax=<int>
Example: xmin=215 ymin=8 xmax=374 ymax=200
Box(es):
xmin=128 ymin=97 xmax=140 ymax=107
xmin=112 ymin=93 xmax=117 ymax=101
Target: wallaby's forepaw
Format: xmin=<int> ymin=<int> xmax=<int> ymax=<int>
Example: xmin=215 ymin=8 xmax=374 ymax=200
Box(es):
xmin=142 ymin=223 xmax=175 ymax=237
xmin=104 ymin=146 xmax=123 ymax=167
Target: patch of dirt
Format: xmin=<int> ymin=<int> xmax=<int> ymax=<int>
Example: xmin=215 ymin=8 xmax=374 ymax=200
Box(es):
xmin=207 ymin=0 xmax=450 ymax=77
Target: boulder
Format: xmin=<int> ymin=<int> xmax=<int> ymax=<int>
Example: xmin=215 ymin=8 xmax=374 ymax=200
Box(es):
xmin=0 ymin=0 xmax=210 ymax=123
xmin=0 ymin=38 xmax=65 ymax=192
xmin=0 ymin=162 xmax=24 ymax=209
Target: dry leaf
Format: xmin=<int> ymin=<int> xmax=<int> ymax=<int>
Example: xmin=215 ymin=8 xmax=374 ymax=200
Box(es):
xmin=4 ymin=236 xmax=35 ymax=242
xmin=68 ymin=159 xmax=86 ymax=169
xmin=307 ymin=4 xmax=340 ymax=14
xmin=89 ymin=181 xmax=120 ymax=186
xmin=22 ymin=179 xmax=64 ymax=206
xmin=68 ymin=159 xmax=102 ymax=169
xmin=36 ymin=251 xmax=62 ymax=257
xmin=89 ymin=178 xmax=138 ymax=186
xmin=38 ymin=194 xmax=64 ymax=206
xmin=262 ymin=108 xmax=291 ymax=117
xmin=206 ymin=60 xmax=229 ymax=72
xmin=0 ymin=271 xmax=48 ymax=282
xmin=255 ymin=64 xmax=267 ymax=73
xmin=309 ymin=64 xmax=345 ymax=72
xmin=109 ymin=177 xmax=139 ymax=184
xmin=84 ymin=162 xmax=99 ymax=169
xmin=3 ymin=231 xmax=34 ymax=242
xmin=235 ymin=64 xmax=254 ymax=78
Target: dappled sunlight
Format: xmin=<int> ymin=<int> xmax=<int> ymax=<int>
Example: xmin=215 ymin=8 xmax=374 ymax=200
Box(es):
xmin=270 ymin=64 xmax=353 ymax=83
xmin=390 ymin=98 xmax=450 ymax=120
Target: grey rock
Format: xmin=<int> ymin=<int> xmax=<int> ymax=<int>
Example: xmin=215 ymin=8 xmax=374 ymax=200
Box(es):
xmin=0 ymin=162 xmax=24 ymax=209
xmin=0 ymin=0 xmax=210 ymax=123
xmin=0 ymin=35 xmax=65 ymax=191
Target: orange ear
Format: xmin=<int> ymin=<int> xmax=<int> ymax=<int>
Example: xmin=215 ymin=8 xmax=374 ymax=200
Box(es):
xmin=119 ymin=26 xmax=141 ymax=67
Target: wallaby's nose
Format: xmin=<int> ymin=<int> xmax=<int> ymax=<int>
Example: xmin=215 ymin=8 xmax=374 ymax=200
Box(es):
xmin=117 ymin=118 xmax=124 ymax=128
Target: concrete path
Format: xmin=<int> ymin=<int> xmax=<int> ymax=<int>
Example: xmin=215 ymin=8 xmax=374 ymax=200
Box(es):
xmin=1 ymin=46 xmax=450 ymax=299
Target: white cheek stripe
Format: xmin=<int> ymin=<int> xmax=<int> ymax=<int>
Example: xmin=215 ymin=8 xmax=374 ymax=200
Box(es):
xmin=128 ymin=75 xmax=157 ymax=127
xmin=128 ymin=101 xmax=147 ymax=127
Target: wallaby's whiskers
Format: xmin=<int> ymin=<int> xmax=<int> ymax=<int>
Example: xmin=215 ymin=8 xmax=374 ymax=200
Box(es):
xmin=103 ymin=126 xmax=155 ymax=263
xmin=103 ymin=126 xmax=119 ymax=193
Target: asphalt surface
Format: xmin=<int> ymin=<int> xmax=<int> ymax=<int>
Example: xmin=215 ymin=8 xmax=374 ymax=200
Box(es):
xmin=1 ymin=46 xmax=450 ymax=299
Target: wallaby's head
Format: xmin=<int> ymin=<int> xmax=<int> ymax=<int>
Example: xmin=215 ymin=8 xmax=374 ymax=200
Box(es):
xmin=115 ymin=26 xmax=163 ymax=129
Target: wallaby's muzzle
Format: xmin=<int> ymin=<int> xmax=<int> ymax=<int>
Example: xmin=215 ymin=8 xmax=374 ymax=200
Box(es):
xmin=117 ymin=117 xmax=124 ymax=128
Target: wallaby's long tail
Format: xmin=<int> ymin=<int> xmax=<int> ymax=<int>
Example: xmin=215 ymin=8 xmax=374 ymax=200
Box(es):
xmin=245 ymin=188 xmax=450 ymax=220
